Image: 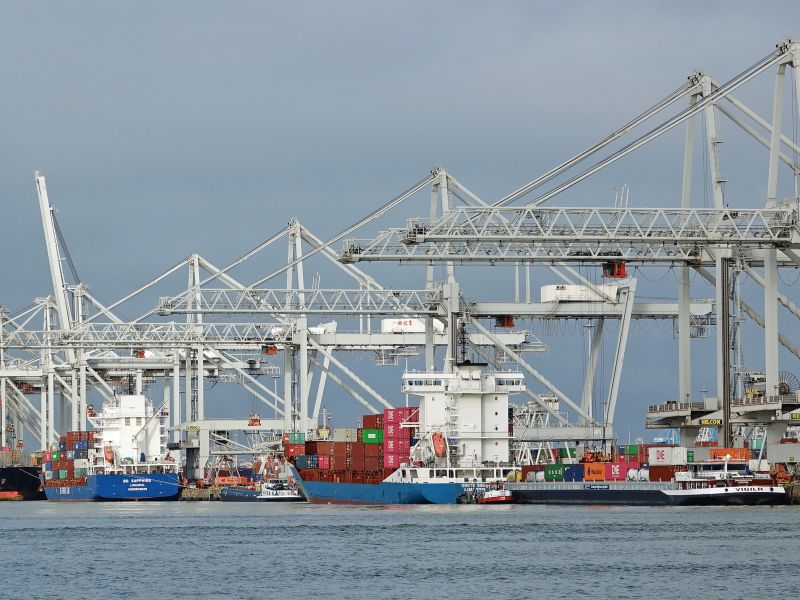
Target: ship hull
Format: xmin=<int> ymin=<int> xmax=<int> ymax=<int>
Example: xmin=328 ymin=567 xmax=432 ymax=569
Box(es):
xmin=219 ymin=486 xmax=305 ymax=502
xmin=293 ymin=474 xmax=466 ymax=505
xmin=0 ymin=467 xmax=46 ymax=501
xmin=44 ymin=473 xmax=181 ymax=502
xmin=509 ymin=482 xmax=788 ymax=506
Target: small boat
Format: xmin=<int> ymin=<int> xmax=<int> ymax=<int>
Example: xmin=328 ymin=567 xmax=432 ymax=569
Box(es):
xmin=220 ymin=480 xmax=305 ymax=502
xmin=476 ymin=488 xmax=514 ymax=504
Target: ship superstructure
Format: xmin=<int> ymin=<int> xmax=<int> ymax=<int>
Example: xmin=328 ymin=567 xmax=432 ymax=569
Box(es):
xmin=404 ymin=363 xmax=525 ymax=468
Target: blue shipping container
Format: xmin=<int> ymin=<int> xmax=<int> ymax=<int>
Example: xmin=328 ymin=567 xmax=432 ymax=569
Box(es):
xmin=563 ymin=465 xmax=584 ymax=482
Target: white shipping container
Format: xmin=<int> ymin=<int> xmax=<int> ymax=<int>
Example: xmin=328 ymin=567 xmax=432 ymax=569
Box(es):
xmin=749 ymin=459 xmax=770 ymax=472
xmin=332 ymin=428 xmax=359 ymax=442
xmin=648 ymin=446 xmax=687 ymax=466
xmin=540 ymin=284 xmax=619 ymax=303
xmin=73 ymin=459 xmax=90 ymax=469
xmin=380 ymin=318 xmax=445 ymax=334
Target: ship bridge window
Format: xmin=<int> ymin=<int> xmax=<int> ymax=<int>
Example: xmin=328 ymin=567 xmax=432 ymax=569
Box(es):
xmin=125 ymin=417 xmax=131 ymax=426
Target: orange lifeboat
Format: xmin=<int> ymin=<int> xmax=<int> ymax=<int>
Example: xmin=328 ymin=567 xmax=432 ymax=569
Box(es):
xmin=432 ymin=432 xmax=447 ymax=458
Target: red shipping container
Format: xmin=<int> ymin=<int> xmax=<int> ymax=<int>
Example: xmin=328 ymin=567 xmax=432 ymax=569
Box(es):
xmin=363 ymin=414 xmax=383 ymax=429
xmin=350 ymin=443 xmax=365 ymax=457
xmin=333 ymin=442 xmax=350 ymax=455
xmin=365 ymin=456 xmax=381 ymax=471
xmin=384 ymin=439 xmax=398 ymax=454
xmin=384 ymin=406 xmax=419 ymax=424
xmin=383 ymin=453 xmax=401 ymax=469
xmin=605 ymin=462 xmax=628 ymax=481
xmin=648 ymin=465 xmax=679 ymax=482
xmin=318 ymin=454 xmax=331 ymax=469
xmin=350 ymin=455 xmax=365 ymax=471
xmin=331 ymin=454 xmax=349 ymax=470
xmin=284 ymin=444 xmax=305 ymax=457
xmin=365 ymin=444 xmax=383 ymax=457
xmin=316 ymin=442 xmax=334 ymax=455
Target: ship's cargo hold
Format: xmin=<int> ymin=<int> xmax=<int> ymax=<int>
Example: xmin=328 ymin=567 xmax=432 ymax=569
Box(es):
xmin=540 ymin=284 xmax=619 ymax=303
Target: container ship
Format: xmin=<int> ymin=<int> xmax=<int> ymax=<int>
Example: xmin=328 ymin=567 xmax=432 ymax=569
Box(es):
xmin=289 ymin=361 xmax=789 ymax=506
xmin=41 ymin=394 xmax=180 ymax=501
xmin=1 ymin=448 xmax=46 ymax=501
xmin=507 ymin=446 xmax=787 ymax=506
xmin=290 ymin=362 xmax=522 ymax=504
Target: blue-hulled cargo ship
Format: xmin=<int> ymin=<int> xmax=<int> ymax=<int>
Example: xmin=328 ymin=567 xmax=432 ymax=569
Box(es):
xmin=287 ymin=363 xmax=524 ymax=505
xmin=291 ymin=465 xmax=468 ymax=504
xmin=42 ymin=394 xmax=181 ymax=501
xmin=43 ymin=471 xmax=180 ymax=502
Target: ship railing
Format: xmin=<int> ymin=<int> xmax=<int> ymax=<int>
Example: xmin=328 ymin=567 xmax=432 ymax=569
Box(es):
xmin=646 ymin=402 xmax=705 ymax=413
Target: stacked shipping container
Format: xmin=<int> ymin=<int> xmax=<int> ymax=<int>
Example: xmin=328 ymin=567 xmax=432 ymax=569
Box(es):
xmin=42 ymin=431 xmax=96 ymax=487
xmin=284 ymin=408 xmax=420 ymax=485
xmin=383 ymin=407 xmax=418 ymax=468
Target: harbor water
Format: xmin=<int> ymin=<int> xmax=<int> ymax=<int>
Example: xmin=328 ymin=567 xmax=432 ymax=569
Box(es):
xmin=2 ymin=503 xmax=796 ymax=599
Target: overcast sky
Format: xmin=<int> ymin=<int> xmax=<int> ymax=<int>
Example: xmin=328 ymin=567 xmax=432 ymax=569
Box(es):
xmin=2 ymin=2 xmax=800 ymax=438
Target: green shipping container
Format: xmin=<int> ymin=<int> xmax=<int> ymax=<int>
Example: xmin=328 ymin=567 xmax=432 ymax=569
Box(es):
xmin=625 ymin=444 xmax=639 ymax=455
xmin=544 ymin=464 xmax=565 ymax=482
xmin=289 ymin=433 xmax=306 ymax=444
xmin=686 ymin=450 xmax=695 ymax=462
xmin=558 ymin=447 xmax=576 ymax=458
xmin=52 ymin=451 xmax=60 ymax=461
xmin=74 ymin=468 xmax=88 ymax=478
xmin=362 ymin=429 xmax=384 ymax=444
xmin=59 ymin=469 xmax=68 ymax=479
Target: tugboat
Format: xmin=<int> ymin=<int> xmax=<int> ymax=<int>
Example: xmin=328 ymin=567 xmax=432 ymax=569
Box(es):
xmin=220 ymin=480 xmax=304 ymax=502
xmin=476 ymin=488 xmax=514 ymax=504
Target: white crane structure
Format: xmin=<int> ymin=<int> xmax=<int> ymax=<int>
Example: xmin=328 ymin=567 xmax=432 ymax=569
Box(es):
xmin=2 ymin=40 xmax=800 ymax=473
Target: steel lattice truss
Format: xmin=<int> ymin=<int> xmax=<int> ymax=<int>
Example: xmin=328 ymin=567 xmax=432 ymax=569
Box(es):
xmin=158 ymin=288 xmax=442 ymax=316
xmin=1 ymin=322 xmax=290 ymax=350
xmin=341 ymin=205 xmax=800 ymax=264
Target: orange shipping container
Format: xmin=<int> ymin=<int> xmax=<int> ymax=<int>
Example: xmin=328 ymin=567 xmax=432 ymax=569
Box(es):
xmin=584 ymin=463 xmax=605 ymax=481
xmin=709 ymin=447 xmax=749 ymax=462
